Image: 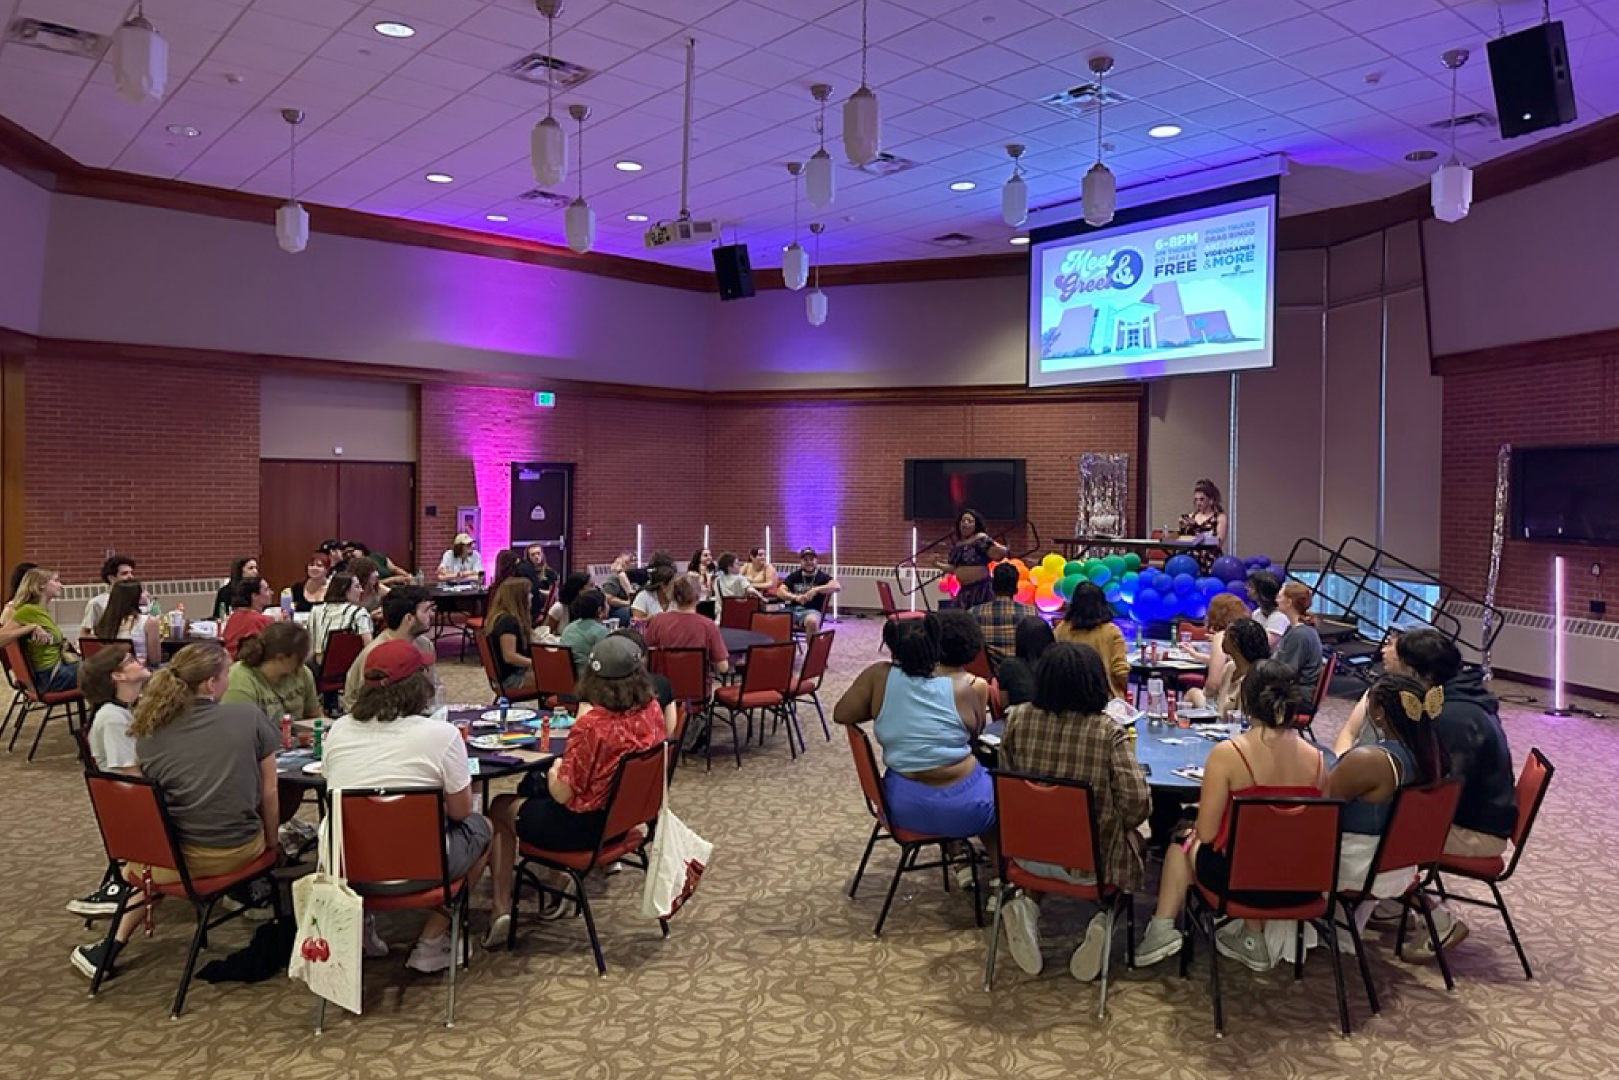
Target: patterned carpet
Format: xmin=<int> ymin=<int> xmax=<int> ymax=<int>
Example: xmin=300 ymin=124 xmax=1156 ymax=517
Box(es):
xmin=0 ymin=617 xmax=1606 ymax=1080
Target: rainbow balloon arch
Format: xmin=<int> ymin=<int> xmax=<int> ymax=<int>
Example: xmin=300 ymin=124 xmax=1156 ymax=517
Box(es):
xmin=939 ymin=551 xmax=1277 ymax=625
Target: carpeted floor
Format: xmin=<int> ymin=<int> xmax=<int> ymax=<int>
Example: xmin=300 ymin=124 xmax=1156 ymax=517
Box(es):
xmin=0 ymin=617 xmax=1606 ymax=1080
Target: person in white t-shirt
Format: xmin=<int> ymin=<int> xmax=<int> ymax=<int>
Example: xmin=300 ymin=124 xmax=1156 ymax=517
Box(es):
xmin=437 ymin=533 xmax=483 ymax=583
xmin=631 ymin=565 xmax=677 ymax=621
xmin=79 ymin=554 xmax=138 ymax=640
xmin=66 ymin=643 xmax=149 ymax=918
xmin=322 ymin=640 xmax=489 ymax=975
xmin=1246 ymin=569 xmax=1291 ymax=646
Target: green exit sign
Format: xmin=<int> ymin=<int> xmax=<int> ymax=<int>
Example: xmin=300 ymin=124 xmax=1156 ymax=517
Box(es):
xmin=533 ymin=391 xmax=556 ymax=408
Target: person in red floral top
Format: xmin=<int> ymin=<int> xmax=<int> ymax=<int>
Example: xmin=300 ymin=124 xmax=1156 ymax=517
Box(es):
xmin=484 ymin=634 xmax=673 ymax=946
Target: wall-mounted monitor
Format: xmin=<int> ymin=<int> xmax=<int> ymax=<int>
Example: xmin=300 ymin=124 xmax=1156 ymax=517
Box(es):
xmin=904 ymin=459 xmax=1026 ymax=522
xmin=1512 ymin=445 xmax=1619 ymax=544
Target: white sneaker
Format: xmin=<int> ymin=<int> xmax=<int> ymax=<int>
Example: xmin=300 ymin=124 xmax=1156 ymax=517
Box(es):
xmin=482 ymin=913 xmax=512 ymax=951
xmin=405 ymin=934 xmax=453 ymax=974
xmin=1214 ymin=921 xmax=1272 ymax=972
xmin=1069 ymin=912 xmax=1110 ymax=982
xmin=1001 ymin=893 xmax=1043 ymax=976
xmin=362 ymin=915 xmax=389 ymax=958
xmin=1135 ymin=918 xmax=1183 ymax=967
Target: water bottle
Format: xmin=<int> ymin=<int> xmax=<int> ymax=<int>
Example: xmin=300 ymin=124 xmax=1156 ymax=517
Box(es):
xmin=497 ymin=695 xmax=510 ymax=728
xmin=312 ymin=717 xmax=324 ymax=760
xmin=280 ymin=588 xmax=294 ymax=620
xmin=1147 ymin=677 xmax=1166 ymax=718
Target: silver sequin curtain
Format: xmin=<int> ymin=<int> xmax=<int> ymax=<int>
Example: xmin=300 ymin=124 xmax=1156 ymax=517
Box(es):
xmin=1076 ymin=454 xmax=1130 ymax=538
xmin=1481 ymin=443 xmax=1511 ymax=681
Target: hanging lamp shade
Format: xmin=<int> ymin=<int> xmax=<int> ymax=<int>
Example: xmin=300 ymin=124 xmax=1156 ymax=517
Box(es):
xmin=276 ymin=200 xmax=309 ymax=254
xmin=1082 ymin=162 xmax=1115 ymax=227
xmin=1002 ymin=173 xmax=1027 ymax=227
xmin=531 ymin=115 xmax=567 ymax=187
xmin=1431 ymin=159 xmax=1473 ymax=223
xmin=806 ymin=288 xmax=828 ymax=327
xmin=805 ymin=148 xmax=834 ymax=208
xmin=843 ymin=86 xmax=880 ymax=166
xmin=112 ymin=12 xmax=168 ymax=105
xmin=782 ymin=241 xmax=809 ymax=291
xmin=565 ymin=197 xmax=595 ymax=254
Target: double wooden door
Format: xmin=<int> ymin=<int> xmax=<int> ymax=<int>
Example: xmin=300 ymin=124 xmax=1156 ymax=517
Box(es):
xmin=260 ymin=460 xmax=414 ymax=590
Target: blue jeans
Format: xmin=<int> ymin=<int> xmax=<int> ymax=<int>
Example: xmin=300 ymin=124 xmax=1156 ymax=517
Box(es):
xmin=35 ymin=663 xmax=78 ymax=692
xmin=882 ymin=763 xmax=996 ymax=838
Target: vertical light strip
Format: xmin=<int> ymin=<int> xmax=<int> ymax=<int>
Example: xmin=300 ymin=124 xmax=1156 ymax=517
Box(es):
xmin=636 ymin=523 xmax=643 ymax=568
xmin=831 ymin=525 xmax=839 ymax=621
xmin=910 ymin=525 xmax=918 ymax=612
xmin=765 ymin=525 xmax=772 ymax=570
xmin=1553 ymin=555 xmax=1566 ymax=712
xmin=1376 ymin=232 xmax=1390 ymax=551
xmin=703 ymin=523 xmax=710 ymax=552
xmin=1227 ymin=373 xmax=1239 ymax=554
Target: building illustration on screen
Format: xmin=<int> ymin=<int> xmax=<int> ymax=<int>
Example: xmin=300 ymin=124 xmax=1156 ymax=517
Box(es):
xmin=1043 ymin=282 xmax=1236 ymax=359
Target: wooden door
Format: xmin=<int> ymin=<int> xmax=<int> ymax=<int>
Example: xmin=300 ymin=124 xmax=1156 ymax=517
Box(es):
xmin=260 ymin=461 xmax=339 ymax=591
xmin=338 ymin=462 xmax=415 ymax=577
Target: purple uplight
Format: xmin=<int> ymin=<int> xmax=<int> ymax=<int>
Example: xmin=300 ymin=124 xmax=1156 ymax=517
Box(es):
xmin=780 ymin=422 xmax=844 ymax=561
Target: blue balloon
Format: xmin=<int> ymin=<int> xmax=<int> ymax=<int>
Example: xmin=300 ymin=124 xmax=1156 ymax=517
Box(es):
xmin=1173 ymin=572 xmax=1195 ymax=596
xmin=1153 ymin=570 xmax=1174 ymax=593
xmin=1197 ymin=576 xmax=1224 ymax=597
xmin=1104 ymin=582 xmax=1122 ymax=602
xmin=1225 ymin=580 xmax=1248 ymax=598
xmin=1135 ymin=587 xmax=1161 ymax=619
xmin=1111 ymin=599 xmax=1132 ymax=617
xmin=1165 ymin=554 xmax=1199 ymax=578
xmin=1210 ymin=555 xmax=1246 ymax=582
xmin=1188 ymin=600 xmax=1209 ymax=622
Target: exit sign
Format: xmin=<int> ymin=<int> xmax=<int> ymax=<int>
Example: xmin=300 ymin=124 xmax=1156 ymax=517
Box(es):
xmin=533 ymin=391 xmax=556 ymax=408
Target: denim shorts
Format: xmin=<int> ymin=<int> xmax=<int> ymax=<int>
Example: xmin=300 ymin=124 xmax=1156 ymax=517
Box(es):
xmin=882 ymin=763 xmax=996 ymax=839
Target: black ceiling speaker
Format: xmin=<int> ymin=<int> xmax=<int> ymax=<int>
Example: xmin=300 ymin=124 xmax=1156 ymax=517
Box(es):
xmin=712 ymin=243 xmax=755 ymax=301
xmin=1487 ymin=20 xmax=1577 ymax=139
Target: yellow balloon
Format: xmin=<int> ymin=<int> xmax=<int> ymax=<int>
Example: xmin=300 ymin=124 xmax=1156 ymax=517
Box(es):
xmin=1027 ymin=567 xmax=1047 ymax=587
xmin=1041 ymin=552 xmax=1066 ymax=575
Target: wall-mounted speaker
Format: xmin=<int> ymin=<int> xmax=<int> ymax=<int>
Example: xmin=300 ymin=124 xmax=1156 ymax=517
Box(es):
xmin=1487 ymin=21 xmax=1577 ymax=140
xmin=712 ymin=243 xmax=755 ymax=301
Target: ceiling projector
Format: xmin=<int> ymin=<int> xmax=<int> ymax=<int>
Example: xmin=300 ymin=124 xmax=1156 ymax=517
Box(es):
xmin=643 ymin=217 xmax=723 ymax=250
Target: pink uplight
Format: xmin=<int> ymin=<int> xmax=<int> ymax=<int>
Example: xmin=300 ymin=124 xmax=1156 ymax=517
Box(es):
xmin=1553 ymin=555 xmax=1566 ymax=712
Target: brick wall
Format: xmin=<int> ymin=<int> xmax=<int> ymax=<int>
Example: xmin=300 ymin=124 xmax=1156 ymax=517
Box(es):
xmin=1441 ymin=353 xmax=1619 ymax=618
xmin=23 ymin=355 xmax=260 ymax=582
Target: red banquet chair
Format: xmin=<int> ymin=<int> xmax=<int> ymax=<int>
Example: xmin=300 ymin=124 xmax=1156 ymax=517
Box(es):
xmin=749 ymin=611 xmax=793 ymax=645
xmin=713 ymin=641 xmax=801 ymax=758
xmin=530 ymin=643 xmax=580 ymax=707
xmin=788 ymin=629 xmax=835 ymax=742
xmin=2 ymin=639 xmax=87 ymax=762
xmin=1293 ymin=652 xmax=1339 ymax=740
xmin=473 ymin=633 xmax=542 ymax=708
xmin=650 ymin=646 xmax=720 ymax=772
xmin=876 ymin=580 xmax=925 ymax=623
xmin=315 ymin=631 xmax=365 ymax=701
xmin=719 ymin=595 xmax=762 ymax=631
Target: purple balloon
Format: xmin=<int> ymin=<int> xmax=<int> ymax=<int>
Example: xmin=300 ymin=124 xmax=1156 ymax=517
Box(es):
xmin=1225 ymin=580 xmax=1248 ymax=598
xmin=1173 ymin=573 xmax=1195 ymax=596
xmin=1210 ymin=555 xmax=1245 ymax=582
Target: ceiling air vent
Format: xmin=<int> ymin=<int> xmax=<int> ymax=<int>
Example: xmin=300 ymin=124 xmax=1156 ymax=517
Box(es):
xmin=1037 ymin=81 xmax=1130 ymax=121
xmin=501 ymin=53 xmax=594 ymax=90
xmin=1428 ymin=111 xmax=1495 ymax=132
xmin=5 ymin=18 xmax=107 ymax=59
xmin=518 ymin=189 xmax=570 ymax=209
xmin=928 ymin=232 xmax=975 ymax=248
xmin=850 ymin=151 xmax=920 ymax=177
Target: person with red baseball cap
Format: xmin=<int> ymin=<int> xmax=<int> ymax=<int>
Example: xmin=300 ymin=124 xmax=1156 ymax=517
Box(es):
xmin=323 ymin=639 xmax=490 ymax=974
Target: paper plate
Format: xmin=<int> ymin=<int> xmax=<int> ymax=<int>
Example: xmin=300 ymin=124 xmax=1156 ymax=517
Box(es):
xmin=470 ymin=734 xmax=537 ymax=751
xmin=302 ymin=761 xmax=323 ymax=775
xmin=480 ymin=708 xmax=538 ymax=724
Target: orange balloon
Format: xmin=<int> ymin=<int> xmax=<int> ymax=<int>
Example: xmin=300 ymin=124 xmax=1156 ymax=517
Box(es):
xmin=1011 ymin=559 xmax=1028 ymax=572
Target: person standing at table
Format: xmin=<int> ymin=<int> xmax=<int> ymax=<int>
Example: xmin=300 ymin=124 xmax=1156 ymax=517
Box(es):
xmin=294 ymin=553 xmax=330 ymax=613
xmin=9 ymin=567 xmax=79 ymax=691
xmin=212 ymin=556 xmax=259 ymax=623
xmin=437 ymin=533 xmax=483 ymax=584
xmin=221 ymin=577 xmax=276 ymax=660
xmin=1054 ymin=583 xmax=1129 ymax=699
xmin=1176 ymin=479 xmax=1227 ymax=573
xmin=324 ymin=640 xmax=490 ymax=973
xmin=997 ymin=642 xmax=1151 ymax=981
xmin=80 ymin=554 xmax=138 ymax=637
xmin=92 ymin=580 xmax=161 ymax=669
xmin=939 ymin=509 xmax=1007 ymax=610
xmin=778 ymin=547 xmax=840 ymax=635
xmin=975 ymin=563 xmax=1037 ymax=668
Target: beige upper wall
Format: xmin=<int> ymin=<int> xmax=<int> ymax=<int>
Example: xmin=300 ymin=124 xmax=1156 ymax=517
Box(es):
xmin=36 ymin=194 xmax=712 ymax=390
xmin=260 ymin=373 xmax=416 ymax=462
xmin=0 ymin=166 xmax=48 ymax=335
xmin=1424 ymin=155 xmax=1619 ymax=356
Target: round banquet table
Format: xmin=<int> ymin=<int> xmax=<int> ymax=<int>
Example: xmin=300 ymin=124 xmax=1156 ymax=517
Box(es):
xmin=978 ymin=718 xmax=1221 ymax=792
xmin=720 ymin=627 xmax=775 ymax=655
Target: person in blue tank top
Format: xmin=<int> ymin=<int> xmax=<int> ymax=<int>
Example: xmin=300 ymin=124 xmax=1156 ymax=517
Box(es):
xmin=834 ymin=614 xmax=995 ymax=842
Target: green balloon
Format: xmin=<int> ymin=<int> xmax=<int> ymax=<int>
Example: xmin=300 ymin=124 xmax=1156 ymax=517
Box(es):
xmin=1124 ymin=552 xmax=1142 ymax=571
xmin=1122 ymin=570 xmax=1140 ymax=585
xmin=1087 ymin=562 xmax=1112 ymax=584
xmin=1060 ymin=573 xmax=1082 ymax=598
xmin=1063 ymin=560 xmax=1085 ymax=578
xmin=1104 ymin=554 xmax=1126 ymax=577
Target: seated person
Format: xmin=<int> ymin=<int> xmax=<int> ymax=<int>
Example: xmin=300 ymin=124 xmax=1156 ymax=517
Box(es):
xmin=1181 ymin=593 xmax=1248 ymax=707
xmin=1 ymin=560 xmax=36 ymax=624
xmin=1328 ymin=672 xmax=1448 ymax=931
xmin=1187 ymin=615 xmax=1270 ymax=720
xmin=223 ymin=622 xmax=319 ymax=725
xmin=308 ymin=573 xmax=374 ymax=664
xmin=524 ymin=544 xmax=557 ymax=593
xmin=1246 ymin=569 xmax=1289 ymax=645
xmin=92 ymin=580 xmax=161 ymax=668
xmin=778 ymin=547 xmax=840 ymax=635
xmin=484 ymin=636 xmax=674 ymax=943
xmin=221 ymin=577 xmax=276 ymax=660
xmin=936 ymin=609 xmax=991 ymax=717
xmin=742 ymin=547 xmax=777 ymax=593
xmin=557 ymin=590 xmax=612 ymax=677
xmin=833 ymin=615 xmax=995 ymax=843
xmin=998 ymin=642 xmax=1151 ymax=981
xmin=323 ymin=640 xmax=490 ymax=973
xmin=437 ymin=533 xmax=483 ymax=584
xmin=8 ymin=567 xmax=78 ymax=690
xmin=483 ymin=578 xmax=536 ymax=695
xmin=343 ymin=585 xmax=439 ymax=714
xmin=975 ymin=563 xmax=1038 ymax=668
xmin=212 ymin=556 xmax=259 ymax=623
xmin=1135 ymin=660 xmax=1327 ymax=973
xmin=294 ymin=553 xmax=330 ymax=613
xmin=81 ymin=554 xmax=138 ymax=635
xmin=67 ymin=644 xmax=149 ymax=919
xmin=632 ymin=565 xmax=678 ymax=622
xmin=352 ymin=562 xmax=388 ymax=616
xmin=644 ymin=576 xmax=729 ymax=697
xmin=687 ymin=547 xmax=716 ymax=618
xmin=714 ymin=552 xmax=766 ymax=602
xmin=1054 ymin=583 xmax=1129 ymax=699
xmin=994 ymin=616 xmax=1054 ymax=710
xmin=546 ymin=572 xmax=591 ymax=634
xmin=1273 ymin=581 xmax=1323 ymax=694
xmin=1394 ymin=629 xmax=1516 ymax=960
xmin=599 ymin=552 xmax=639 ymax=626
xmin=345 ymin=540 xmax=412 ymax=587
xmin=1333 ymin=633 xmax=1410 ymax=755
xmin=71 ymin=642 xmax=278 ymax=979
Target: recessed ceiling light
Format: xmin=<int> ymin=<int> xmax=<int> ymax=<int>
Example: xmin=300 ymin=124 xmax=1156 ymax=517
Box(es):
xmin=1404 ymin=149 xmax=1438 ymax=162
xmin=614 ymin=160 xmax=643 ymax=172
xmin=425 ymin=172 xmax=454 ymax=183
xmin=626 ymin=213 xmax=649 ymax=222
xmin=486 ymin=214 xmax=509 ymax=222
xmin=1010 ymin=236 xmax=1030 ymax=246
xmin=948 ymin=180 xmax=976 ymax=191
xmin=373 ymin=21 xmax=416 ymax=38
xmin=165 ymin=124 xmax=200 ymax=138
xmin=1147 ymin=124 xmax=1182 ymax=139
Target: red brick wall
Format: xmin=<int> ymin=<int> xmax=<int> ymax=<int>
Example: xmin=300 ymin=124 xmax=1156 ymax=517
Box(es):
xmin=1441 ymin=353 xmax=1619 ymax=618
xmin=23 ymin=355 xmax=259 ymax=582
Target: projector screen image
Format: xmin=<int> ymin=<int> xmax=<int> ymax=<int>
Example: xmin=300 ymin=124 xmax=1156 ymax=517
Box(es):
xmin=1028 ymin=192 xmax=1276 ymax=388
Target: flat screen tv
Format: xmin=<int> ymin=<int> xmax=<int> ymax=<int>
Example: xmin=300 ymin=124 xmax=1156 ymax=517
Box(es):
xmin=904 ymin=459 xmax=1026 ymax=522
xmin=1512 ymin=445 xmax=1619 ymax=543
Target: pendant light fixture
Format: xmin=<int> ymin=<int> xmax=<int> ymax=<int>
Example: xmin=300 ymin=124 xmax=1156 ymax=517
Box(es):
xmin=806 ymin=222 xmax=828 ymax=326
xmin=111 ymin=1 xmax=168 ymax=105
xmin=1001 ymin=143 xmax=1028 ymax=227
xmin=1081 ymin=55 xmax=1116 ymax=228
xmin=276 ymin=108 xmax=309 ymax=254
xmin=805 ymin=83 xmax=835 ymax=209
xmin=564 ymin=103 xmax=595 ymax=253
xmin=782 ymin=162 xmax=809 ymax=291
xmin=1431 ymin=48 xmax=1474 ymax=224
xmin=530 ymin=0 xmax=568 ymax=187
xmin=842 ymin=0 xmax=881 ymax=166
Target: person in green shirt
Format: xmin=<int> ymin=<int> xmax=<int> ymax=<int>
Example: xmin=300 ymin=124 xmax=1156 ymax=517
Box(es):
xmin=222 ymin=621 xmax=319 ymax=722
xmin=343 ymin=541 xmax=412 ymax=587
xmin=557 ymin=590 xmax=612 ymax=677
xmin=8 ymin=567 xmax=77 ymax=691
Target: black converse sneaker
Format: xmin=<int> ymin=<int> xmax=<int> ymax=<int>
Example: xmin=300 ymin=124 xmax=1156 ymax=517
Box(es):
xmin=67 ymin=879 xmax=129 ymax=918
xmin=71 ymin=939 xmax=124 ymax=980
